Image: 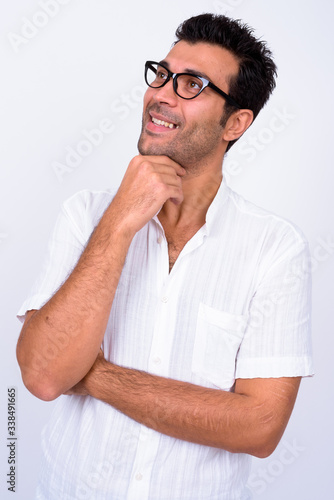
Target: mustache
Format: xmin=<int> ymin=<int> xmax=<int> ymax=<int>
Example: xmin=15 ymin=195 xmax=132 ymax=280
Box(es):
xmin=145 ymin=104 xmax=182 ymax=127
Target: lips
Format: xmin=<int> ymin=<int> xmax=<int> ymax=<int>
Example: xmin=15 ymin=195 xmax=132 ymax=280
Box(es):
xmin=148 ymin=111 xmax=180 ymax=131
xmin=151 ymin=116 xmax=179 ymax=129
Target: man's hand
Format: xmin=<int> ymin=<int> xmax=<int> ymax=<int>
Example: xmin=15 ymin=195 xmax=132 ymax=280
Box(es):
xmin=17 ymin=155 xmax=185 ymax=402
xmin=111 ymin=155 xmax=186 ymax=236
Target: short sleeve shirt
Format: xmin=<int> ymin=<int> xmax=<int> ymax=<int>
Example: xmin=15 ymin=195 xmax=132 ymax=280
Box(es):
xmin=17 ymin=178 xmax=313 ymax=500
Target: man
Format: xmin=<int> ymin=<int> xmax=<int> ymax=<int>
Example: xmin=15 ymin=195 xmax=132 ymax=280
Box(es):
xmin=17 ymin=13 xmax=313 ymax=500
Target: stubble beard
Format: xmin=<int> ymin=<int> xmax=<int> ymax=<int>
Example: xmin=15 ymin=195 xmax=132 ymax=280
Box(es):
xmin=138 ymin=128 xmax=226 ymax=174
xmin=137 ymin=111 xmax=225 ymax=174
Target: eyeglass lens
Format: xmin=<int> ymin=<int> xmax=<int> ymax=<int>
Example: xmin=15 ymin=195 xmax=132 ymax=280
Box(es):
xmin=146 ymin=63 xmax=204 ymax=99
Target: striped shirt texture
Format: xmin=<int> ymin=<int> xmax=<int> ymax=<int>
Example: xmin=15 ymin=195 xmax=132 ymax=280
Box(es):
xmin=18 ymin=178 xmax=313 ymax=500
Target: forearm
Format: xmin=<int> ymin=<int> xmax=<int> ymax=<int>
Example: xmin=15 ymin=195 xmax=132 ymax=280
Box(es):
xmin=17 ymin=206 xmax=133 ymax=401
xmin=17 ymin=155 xmax=185 ymax=401
xmin=82 ymin=359 xmax=276 ymax=457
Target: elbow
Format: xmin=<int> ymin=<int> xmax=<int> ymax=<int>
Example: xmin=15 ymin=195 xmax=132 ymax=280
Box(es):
xmin=16 ymin=346 xmax=61 ymax=402
xmin=248 ymin=429 xmax=282 ymax=459
xmin=16 ymin=311 xmax=64 ymax=401
xmin=251 ymin=443 xmax=278 ymax=459
xmin=19 ymin=367 xmax=61 ymax=402
xmin=23 ymin=376 xmax=61 ymax=402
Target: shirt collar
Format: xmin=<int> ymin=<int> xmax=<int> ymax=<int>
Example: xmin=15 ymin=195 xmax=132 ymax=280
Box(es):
xmin=152 ymin=176 xmax=230 ymax=234
xmin=204 ymin=175 xmax=230 ymax=233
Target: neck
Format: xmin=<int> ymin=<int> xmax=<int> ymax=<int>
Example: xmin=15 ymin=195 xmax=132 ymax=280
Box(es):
xmin=158 ymin=166 xmax=223 ymax=230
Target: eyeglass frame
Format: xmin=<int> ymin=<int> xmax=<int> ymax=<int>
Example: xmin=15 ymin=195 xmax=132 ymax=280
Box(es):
xmin=144 ymin=60 xmax=241 ymax=109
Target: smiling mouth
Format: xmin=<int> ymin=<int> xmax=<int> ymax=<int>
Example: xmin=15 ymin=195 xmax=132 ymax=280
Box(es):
xmin=151 ymin=116 xmax=179 ymax=129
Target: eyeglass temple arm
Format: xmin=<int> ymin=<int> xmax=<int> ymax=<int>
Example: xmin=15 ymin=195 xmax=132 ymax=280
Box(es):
xmin=208 ymin=82 xmax=241 ymax=109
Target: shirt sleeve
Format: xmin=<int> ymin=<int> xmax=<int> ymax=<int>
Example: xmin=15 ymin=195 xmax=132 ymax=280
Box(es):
xmin=235 ymin=231 xmax=314 ymax=379
xmin=16 ymin=193 xmax=89 ymax=323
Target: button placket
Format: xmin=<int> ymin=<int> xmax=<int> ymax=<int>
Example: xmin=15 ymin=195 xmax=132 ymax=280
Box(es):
xmin=126 ymin=427 xmax=160 ymax=500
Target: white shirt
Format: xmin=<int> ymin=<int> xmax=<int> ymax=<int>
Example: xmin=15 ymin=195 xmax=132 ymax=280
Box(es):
xmin=18 ymin=178 xmax=313 ymax=500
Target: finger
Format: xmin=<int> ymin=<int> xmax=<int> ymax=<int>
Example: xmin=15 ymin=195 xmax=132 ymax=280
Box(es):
xmin=170 ymin=197 xmax=182 ymax=206
xmin=139 ymin=155 xmax=186 ymax=176
xmin=154 ymin=171 xmax=184 ymax=189
xmin=167 ymin=186 xmax=184 ymax=205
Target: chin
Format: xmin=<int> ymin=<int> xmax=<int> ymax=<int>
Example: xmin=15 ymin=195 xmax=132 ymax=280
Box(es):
xmin=137 ymin=131 xmax=185 ymax=168
xmin=138 ymin=136 xmax=168 ymax=158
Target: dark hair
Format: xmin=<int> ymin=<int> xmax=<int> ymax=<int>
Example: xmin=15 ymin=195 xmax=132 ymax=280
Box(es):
xmin=175 ymin=14 xmax=277 ymax=151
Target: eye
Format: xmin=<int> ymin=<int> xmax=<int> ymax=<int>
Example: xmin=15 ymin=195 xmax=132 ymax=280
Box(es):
xmin=188 ymin=79 xmax=201 ymax=90
xmin=156 ymin=68 xmax=168 ymax=80
xmin=178 ymin=74 xmax=203 ymax=96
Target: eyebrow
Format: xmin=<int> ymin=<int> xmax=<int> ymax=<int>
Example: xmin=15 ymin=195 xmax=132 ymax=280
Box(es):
xmin=159 ymin=59 xmax=212 ymax=82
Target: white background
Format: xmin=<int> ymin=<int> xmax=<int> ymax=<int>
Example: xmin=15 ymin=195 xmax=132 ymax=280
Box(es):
xmin=1 ymin=0 xmax=333 ymax=498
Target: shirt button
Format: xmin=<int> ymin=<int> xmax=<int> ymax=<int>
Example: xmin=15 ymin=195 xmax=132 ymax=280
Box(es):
xmin=161 ymin=296 xmax=168 ymax=303
xmin=157 ymin=235 xmax=163 ymax=244
xmin=153 ymin=356 xmax=161 ymax=365
xmin=135 ymin=473 xmax=143 ymax=481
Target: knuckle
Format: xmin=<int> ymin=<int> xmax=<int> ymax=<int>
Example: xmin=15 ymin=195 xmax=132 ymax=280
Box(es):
xmin=138 ymin=160 xmax=153 ymax=175
xmin=155 ymin=181 xmax=167 ymax=194
xmin=129 ymin=155 xmax=142 ymax=168
xmin=152 ymin=171 xmax=163 ymax=183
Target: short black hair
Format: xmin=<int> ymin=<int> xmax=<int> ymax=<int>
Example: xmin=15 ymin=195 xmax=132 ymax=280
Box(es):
xmin=175 ymin=13 xmax=277 ymax=151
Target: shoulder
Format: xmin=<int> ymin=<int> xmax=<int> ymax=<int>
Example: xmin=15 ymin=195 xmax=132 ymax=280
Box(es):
xmin=58 ymin=188 xmax=116 ymax=242
xmin=226 ymin=185 xmax=308 ymax=249
xmin=221 ymin=185 xmax=310 ymax=280
xmin=62 ymin=188 xmax=115 ymax=223
xmin=63 ymin=188 xmax=115 ymax=212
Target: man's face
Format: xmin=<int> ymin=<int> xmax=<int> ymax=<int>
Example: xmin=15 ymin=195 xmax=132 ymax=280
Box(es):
xmin=137 ymin=41 xmax=239 ymax=172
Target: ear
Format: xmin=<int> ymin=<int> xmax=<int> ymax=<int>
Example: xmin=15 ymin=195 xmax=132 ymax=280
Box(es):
xmin=222 ymin=109 xmax=254 ymax=142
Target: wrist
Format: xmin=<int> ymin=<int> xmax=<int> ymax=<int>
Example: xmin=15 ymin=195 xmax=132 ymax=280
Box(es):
xmin=85 ymin=356 xmax=111 ymax=399
xmin=103 ymin=204 xmax=138 ymax=245
xmin=112 ymin=222 xmax=137 ymax=247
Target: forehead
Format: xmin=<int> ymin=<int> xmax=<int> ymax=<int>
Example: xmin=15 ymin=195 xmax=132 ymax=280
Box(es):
xmin=163 ymin=40 xmax=239 ymax=86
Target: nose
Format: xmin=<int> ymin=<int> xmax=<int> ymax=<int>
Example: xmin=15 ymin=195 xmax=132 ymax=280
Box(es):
xmin=152 ymin=77 xmax=178 ymax=106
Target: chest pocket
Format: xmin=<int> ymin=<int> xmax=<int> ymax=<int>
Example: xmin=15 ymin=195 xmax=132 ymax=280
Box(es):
xmin=191 ymin=303 xmax=247 ymax=390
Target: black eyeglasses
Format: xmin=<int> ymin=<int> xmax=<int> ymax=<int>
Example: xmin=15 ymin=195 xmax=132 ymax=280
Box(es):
xmin=144 ymin=60 xmax=241 ymax=109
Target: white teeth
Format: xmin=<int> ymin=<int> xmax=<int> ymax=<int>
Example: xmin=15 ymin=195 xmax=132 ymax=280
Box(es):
xmin=152 ymin=117 xmax=178 ymax=129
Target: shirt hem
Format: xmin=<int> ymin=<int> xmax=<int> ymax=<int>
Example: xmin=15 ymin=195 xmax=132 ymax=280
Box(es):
xmin=235 ymin=356 xmax=314 ymax=379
